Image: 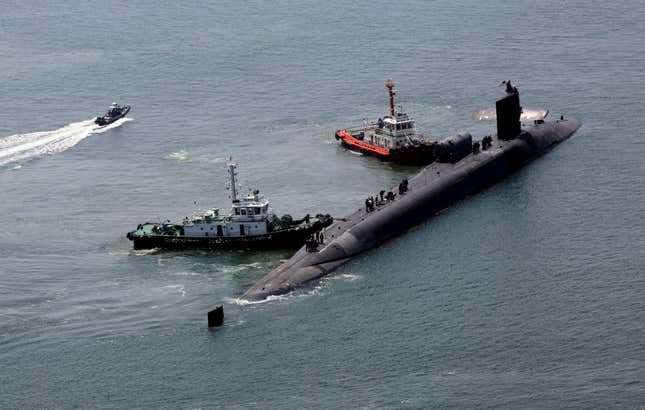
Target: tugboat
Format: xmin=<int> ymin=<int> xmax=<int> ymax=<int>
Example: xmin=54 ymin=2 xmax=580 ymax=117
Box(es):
xmin=334 ymin=80 xmax=434 ymax=165
xmin=126 ymin=161 xmax=333 ymax=250
xmin=95 ymin=102 xmax=130 ymax=126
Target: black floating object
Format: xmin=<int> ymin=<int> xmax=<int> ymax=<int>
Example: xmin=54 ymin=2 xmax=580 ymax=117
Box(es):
xmin=208 ymin=305 xmax=224 ymax=328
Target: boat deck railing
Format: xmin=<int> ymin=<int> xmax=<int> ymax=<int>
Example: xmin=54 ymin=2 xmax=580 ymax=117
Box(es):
xmin=345 ymin=124 xmax=380 ymax=133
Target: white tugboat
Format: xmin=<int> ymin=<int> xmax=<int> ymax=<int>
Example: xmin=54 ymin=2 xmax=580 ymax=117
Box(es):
xmin=127 ymin=161 xmax=332 ymax=250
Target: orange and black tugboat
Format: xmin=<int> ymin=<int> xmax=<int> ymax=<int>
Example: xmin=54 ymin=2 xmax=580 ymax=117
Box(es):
xmin=335 ymin=80 xmax=434 ymax=165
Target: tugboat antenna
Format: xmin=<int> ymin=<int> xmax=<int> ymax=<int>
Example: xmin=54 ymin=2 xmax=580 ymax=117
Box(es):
xmin=227 ymin=159 xmax=238 ymax=202
xmin=386 ymin=79 xmax=396 ymax=116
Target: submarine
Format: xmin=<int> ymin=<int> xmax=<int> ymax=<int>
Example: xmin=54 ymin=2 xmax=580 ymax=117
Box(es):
xmin=241 ymin=84 xmax=581 ymax=301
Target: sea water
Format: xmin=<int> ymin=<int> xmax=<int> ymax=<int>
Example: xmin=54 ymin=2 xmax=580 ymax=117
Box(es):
xmin=1 ymin=0 xmax=644 ymax=407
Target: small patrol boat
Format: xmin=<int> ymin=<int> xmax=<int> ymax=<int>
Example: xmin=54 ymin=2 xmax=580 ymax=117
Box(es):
xmin=335 ymin=80 xmax=434 ymax=165
xmin=126 ymin=161 xmax=332 ymax=250
xmin=95 ymin=102 xmax=130 ymax=126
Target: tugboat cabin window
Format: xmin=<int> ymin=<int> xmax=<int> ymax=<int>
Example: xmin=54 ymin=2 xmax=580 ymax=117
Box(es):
xmin=254 ymin=207 xmax=261 ymax=215
xmin=241 ymin=209 xmax=247 ymax=215
xmin=235 ymin=208 xmax=240 ymax=215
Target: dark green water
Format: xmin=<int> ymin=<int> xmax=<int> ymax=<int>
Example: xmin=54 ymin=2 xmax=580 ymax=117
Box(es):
xmin=1 ymin=0 xmax=644 ymax=407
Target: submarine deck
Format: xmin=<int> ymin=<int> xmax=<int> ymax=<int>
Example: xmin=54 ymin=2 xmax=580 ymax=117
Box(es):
xmin=242 ymin=119 xmax=581 ymax=300
xmin=243 ymin=136 xmax=507 ymax=296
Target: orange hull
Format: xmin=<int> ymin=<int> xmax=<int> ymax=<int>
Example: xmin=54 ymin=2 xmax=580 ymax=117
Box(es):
xmin=336 ymin=129 xmax=390 ymax=156
xmin=335 ymin=129 xmax=435 ymax=165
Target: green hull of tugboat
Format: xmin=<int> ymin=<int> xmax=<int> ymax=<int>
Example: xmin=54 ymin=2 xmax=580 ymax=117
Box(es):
xmin=127 ymin=216 xmax=333 ymax=250
xmin=127 ymin=161 xmax=333 ymax=251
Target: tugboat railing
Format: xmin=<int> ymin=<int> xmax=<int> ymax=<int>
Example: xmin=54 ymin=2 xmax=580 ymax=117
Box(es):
xmin=231 ymin=214 xmax=268 ymax=222
xmin=346 ymin=124 xmax=380 ymax=132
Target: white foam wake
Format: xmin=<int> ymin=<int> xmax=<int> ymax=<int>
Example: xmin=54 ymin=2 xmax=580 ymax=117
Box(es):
xmin=224 ymin=295 xmax=290 ymax=305
xmin=0 ymin=117 xmax=131 ymax=166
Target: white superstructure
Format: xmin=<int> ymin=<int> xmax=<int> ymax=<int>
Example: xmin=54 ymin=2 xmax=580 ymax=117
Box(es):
xmin=182 ymin=161 xmax=273 ymax=238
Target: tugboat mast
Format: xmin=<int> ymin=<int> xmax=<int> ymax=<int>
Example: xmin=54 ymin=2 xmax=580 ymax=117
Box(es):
xmin=386 ymin=79 xmax=396 ymax=116
xmin=227 ymin=160 xmax=238 ymax=202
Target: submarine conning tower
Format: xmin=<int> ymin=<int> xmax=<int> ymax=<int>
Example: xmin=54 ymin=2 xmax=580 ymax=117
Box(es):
xmin=496 ymin=86 xmax=522 ymax=140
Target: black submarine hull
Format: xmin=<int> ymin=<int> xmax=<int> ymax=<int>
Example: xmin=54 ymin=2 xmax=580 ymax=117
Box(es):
xmin=242 ymin=92 xmax=581 ymax=301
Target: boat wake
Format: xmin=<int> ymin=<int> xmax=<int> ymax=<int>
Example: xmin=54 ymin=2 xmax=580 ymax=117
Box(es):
xmin=472 ymin=107 xmax=548 ymax=121
xmin=129 ymin=247 xmax=160 ymax=256
xmin=226 ymin=279 xmax=330 ymax=306
xmin=224 ymin=295 xmax=291 ymax=306
xmin=0 ymin=117 xmax=131 ymax=167
xmin=165 ymin=149 xmax=225 ymax=164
